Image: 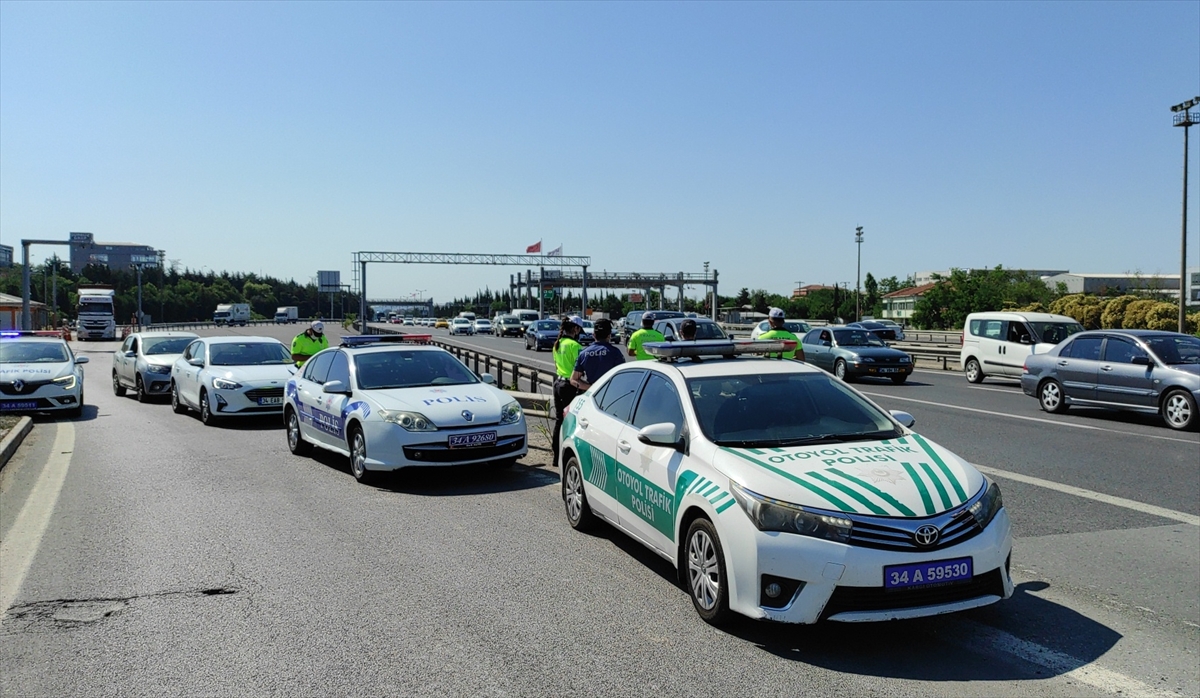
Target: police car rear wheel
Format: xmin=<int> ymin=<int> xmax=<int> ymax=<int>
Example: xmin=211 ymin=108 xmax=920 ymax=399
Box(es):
xmin=685 ymin=518 xmax=731 ymax=625
xmin=112 ymin=371 xmax=126 ymax=397
xmin=286 ymin=408 xmax=312 ymax=456
xmin=171 ymin=382 xmax=187 ymax=414
xmin=349 ymin=427 xmax=377 ymax=484
xmin=562 ymin=455 xmax=595 ymax=531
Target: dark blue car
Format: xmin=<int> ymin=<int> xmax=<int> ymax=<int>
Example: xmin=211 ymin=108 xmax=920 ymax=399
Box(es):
xmin=525 ymin=319 xmax=561 ymax=352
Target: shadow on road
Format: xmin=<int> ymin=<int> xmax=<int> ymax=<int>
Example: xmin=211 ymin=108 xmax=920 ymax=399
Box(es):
xmin=307 ymin=448 xmax=559 ymax=495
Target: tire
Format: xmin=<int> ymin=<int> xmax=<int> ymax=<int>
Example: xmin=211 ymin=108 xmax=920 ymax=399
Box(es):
xmin=834 ymin=359 xmax=850 ymax=381
xmin=348 ymin=426 xmax=378 ymax=484
xmin=66 ymin=390 xmax=84 ymax=419
xmin=965 ymin=358 xmax=984 ymax=384
xmin=1161 ymin=389 xmax=1197 ymax=431
xmin=525 ymin=338 xmax=531 ymax=350
xmin=171 ymin=382 xmax=187 ymax=414
xmin=135 ymin=376 xmax=149 ymax=403
xmin=1039 ymin=379 xmax=1068 ymax=414
xmin=684 ymin=518 xmax=732 ymax=625
xmin=286 ymin=408 xmax=312 ymax=456
xmin=562 ymin=455 xmax=596 ymax=531
xmin=112 ymin=371 xmax=126 ymax=397
xmin=890 ymin=375 xmax=908 ymax=385
xmin=199 ymin=389 xmax=218 ymax=426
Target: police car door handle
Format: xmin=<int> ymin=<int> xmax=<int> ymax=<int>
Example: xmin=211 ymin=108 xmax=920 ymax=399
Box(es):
xmin=618 ymin=440 xmax=631 ymax=453
xmin=578 ymin=418 xmax=589 ymax=429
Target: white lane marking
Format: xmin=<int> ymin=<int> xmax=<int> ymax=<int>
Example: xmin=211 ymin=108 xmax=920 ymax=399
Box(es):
xmin=971 ymin=463 xmax=1199 ymax=526
xmin=0 ymin=421 xmax=75 ymax=615
xmin=861 ymin=391 xmax=1198 ymax=445
xmin=968 ymin=385 xmax=1024 ymax=394
xmin=950 ymin=620 xmax=1184 ymax=698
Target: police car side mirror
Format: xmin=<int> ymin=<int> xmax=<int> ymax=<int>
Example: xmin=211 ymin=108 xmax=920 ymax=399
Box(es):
xmin=323 ymin=380 xmax=351 ymax=395
xmin=637 ymin=422 xmax=680 ymax=449
xmin=74 ymin=356 xmax=89 ymax=364
xmin=889 ymin=410 xmax=916 ymax=428
xmin=480 ymin=374 xmax=496 ymax=385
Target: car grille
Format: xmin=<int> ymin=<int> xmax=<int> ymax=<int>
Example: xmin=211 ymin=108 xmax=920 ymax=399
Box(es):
xmin=820 ymin=569 xmax=1004 ymax=619
xmin=403 ymin=436 xmax=525 ymax=463
xmin=1 ymin=380 xmax=52 ymax=395
xmin=244 ymin=387 xmax=285 ymax=401
xmin=848 ymin=508 xmax=982 ymax=552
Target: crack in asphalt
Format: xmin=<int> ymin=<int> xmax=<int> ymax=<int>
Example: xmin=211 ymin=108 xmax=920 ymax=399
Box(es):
xmin=0 ymin=586 xmax=240 ymax=634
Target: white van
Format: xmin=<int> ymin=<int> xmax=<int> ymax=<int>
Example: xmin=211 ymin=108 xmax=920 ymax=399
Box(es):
xmin=960 ymin=311 xmax=1084 ymax=383
xmin=214 ymin=303 xmax=251 ymax=326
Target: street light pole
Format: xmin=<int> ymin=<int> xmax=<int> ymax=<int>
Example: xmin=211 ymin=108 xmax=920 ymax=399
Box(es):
xmin=1171 ymin=97 xmax=1198 ymax=333
xmin=855 ymin=226 xmax=864 ymax=322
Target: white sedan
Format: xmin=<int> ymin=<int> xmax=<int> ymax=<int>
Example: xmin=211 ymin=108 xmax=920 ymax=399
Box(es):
xmin=170 ymin=336 xmax=295 ymax=425
xmin=284 ymin=336 xmax=527 ymax=484
xmin=559 ymin=339 xmax=1012 ymax=625
xmin=1 ymin=331 xmax=88 ymax=418
xmin=473 ymin=319 xmax=493 ymax=334
xmin=450 ymin=318 xmax=474 ymax=335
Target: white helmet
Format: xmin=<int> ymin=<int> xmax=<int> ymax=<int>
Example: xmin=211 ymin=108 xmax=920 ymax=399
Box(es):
xmin=311 ymin=320 xmax=324 ymax=332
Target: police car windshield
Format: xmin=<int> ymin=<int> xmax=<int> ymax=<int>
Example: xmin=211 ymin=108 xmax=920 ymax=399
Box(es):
xmin=209 ymin=343 xmax=292 ymax=366
xmin=144 ymin=337 xmax=193 ymax=355
xmin=354 ymin=350 xmax=479 ymax=390
xmin=687 ymin=372 xmax=899 ymax=447
xmin=832 ymin=329 xmax=885 ymax=347
xmin=1 ymin=341 xmax=70 ymax=363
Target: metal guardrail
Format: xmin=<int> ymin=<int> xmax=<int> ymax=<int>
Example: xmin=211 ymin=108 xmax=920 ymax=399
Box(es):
xmin=144 ymin=319 xmax=299 ymax=331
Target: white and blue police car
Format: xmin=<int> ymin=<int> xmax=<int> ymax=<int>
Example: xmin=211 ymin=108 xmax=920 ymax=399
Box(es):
xmin=1 ymin=330 xmax=89 ymax=418
xmin=559 ymin=339 xmax=1012 ymax=625
xmin=284 ymin=335 xmax=527 ymax=484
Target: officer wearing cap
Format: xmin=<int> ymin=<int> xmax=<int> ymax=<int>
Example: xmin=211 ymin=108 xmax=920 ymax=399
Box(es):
xmin=756 ymin=307 xmax=804 ymax=360
xmin=291 ymin=320 xmax=329 ymax=367
xmin=571 ymin=318 xmax=625 ymax=391
xmin=626 ymin=312 xmax=665 ymax=360
xmin=550 ymin=316 xmax=585 ymax=468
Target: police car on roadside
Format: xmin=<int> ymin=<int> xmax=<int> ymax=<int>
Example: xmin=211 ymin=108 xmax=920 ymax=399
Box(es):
xmin=559 ymin=339 xmax=1012 ymax=625
xmin=284 ymin=335 xmax=527 ymax=484
xmin=1 ymin=330 xmax=89 ymax=418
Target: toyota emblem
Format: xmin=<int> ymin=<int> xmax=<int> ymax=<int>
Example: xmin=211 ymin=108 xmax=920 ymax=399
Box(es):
xmin=914 ymin=524 xmax=940 ymax=547
xmin=13 ymin=379 xmax=25 ymax=392
xmin=461 ymin=410 xmax=474 ymax=422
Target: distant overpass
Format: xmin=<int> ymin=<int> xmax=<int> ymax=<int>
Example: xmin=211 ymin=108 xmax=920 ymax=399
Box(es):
xmin=511 ymin=270 xmax=718 ymax=315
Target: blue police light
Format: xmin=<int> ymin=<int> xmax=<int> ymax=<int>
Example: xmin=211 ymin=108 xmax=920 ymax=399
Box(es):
xmin=643 ymin=339 xmax=796 ymax=359
xmin=341 ymin=334 xmax=433 ymax=347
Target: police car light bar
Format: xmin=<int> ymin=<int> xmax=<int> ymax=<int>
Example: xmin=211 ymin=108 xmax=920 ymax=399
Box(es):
xmin=643 ymin=339 xmax=796 ymax=359
xmin=342 ymin=334 xmax=433 ymax=347
xmin=1 ymin=330 xmax=63 ymax=338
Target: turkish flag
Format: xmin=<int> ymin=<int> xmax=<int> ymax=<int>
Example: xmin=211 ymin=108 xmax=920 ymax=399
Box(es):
xmin=526 ymin=241 xmax=542 ymax=253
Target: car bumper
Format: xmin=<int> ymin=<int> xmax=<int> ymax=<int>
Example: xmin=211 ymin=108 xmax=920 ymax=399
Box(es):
xmin=138 ymin=369 xmax=175 ymax=395
xmin=849 ymin=364 xmax=913 ymax=379
xmin=360 ymin=419 xmax=528 ymax=471
xmin=210 ymin=383 xmax=286 ymax=416
xmin=1020 ymin=374 xmax=1039 ymax=396
xmin=0 ymin=386 xmax=82 ymax=413
xmin=720 ymin=507 xmax=1014 ymax=624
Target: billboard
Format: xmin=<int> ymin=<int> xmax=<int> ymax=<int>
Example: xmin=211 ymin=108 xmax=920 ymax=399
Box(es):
xmin=318 ymin=270 xmax=341 ymax=292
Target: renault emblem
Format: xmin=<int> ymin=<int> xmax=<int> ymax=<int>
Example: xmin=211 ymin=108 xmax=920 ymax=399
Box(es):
xmin=13 ymin=379 xmax=25 ymax=392
xmin=461 ymin=410 xmax=474 ymax=422
xmin=914 ymin=525 xmax=940 ymax=547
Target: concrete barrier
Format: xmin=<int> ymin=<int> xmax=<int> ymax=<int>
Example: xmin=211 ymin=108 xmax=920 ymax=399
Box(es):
xmin=0 ymin=416 xmax=33 ymax=471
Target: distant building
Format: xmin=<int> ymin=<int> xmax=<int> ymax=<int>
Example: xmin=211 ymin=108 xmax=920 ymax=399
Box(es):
xmin=1041 ymin=273 xmax=1181 ymax=300
xmin=67 ymin=232 xmax=161 ymax=273
xmin=0 ymin=244 xmax=12 ymax=268
xmin=1188 ymin=267 xmax=1200 ymax=306
xmin=881 ymin=283 xmax=937 ymax=321
xmin=913 ymin=269 xmax=1069 ymax=286
xmin=792 ymin=284 xmax=836 ymax=298
xmin=0 ymin=292 xmax=47 ymax=329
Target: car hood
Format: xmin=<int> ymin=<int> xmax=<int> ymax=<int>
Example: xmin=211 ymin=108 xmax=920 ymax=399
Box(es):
xmin=370 ymin=384 xmax=515 ymax=428
xmin=0 ymin=362 xmax=73 ymax=382
xmin=713 ymin=434 xmax=983 ymax=518
xmin=834 ymin=345 xmax=910 ymax=359
xmin=208 ymin=364 xmax=296 ymax=383
xmin=1167 ymin=363 xmax=1200 ymax=377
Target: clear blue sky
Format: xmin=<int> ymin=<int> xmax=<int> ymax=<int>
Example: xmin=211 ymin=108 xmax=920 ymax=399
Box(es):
xmin=2 ymin=1 xmax=1197 ymax=303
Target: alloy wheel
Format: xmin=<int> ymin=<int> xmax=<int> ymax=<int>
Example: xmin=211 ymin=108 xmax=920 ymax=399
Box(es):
xmin=687 ymin=529 xmax=721 ymax=611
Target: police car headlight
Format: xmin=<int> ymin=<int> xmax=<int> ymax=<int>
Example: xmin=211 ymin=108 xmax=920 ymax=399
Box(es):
xmin=212 ymin=378 xmax=242 ymax=390
xmin=52 ymin=375 xmax=77 ymax=390
xmin=968 ymin=481 xmax=1003 ymax=528
xmin=500 ymin=401 xmax=523 ymax=425
xmin=146 ymin=364 xmax=172 ymax=374
xmin=380 ymin=409 xmax=438 ymax=431
xmin=730 ymin=481 xmax=852 ymax=543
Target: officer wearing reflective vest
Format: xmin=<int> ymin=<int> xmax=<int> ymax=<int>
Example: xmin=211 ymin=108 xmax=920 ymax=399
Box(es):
xmin=551 ymin=316 xmax=585 ymax=468
xmin=291 ymin=320 xmax=329 ymax=367
xmin=756 ymin=307 xmax=804 ymax=360
xmin=626 ymin=312 xmax=664 ymax=360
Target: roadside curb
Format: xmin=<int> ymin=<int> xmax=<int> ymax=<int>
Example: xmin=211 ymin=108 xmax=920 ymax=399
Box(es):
xmin=0 ymin=416 xmax=34 ymax=472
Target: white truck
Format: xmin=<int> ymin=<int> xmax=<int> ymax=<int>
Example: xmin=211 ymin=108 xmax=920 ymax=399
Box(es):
xmin=76 ymin=287 xmax=117 ymax=340
xmin=274 ymin=306 xmax=299 ymax=324
xmin=214 ymin=303 xmax=251 ymax=326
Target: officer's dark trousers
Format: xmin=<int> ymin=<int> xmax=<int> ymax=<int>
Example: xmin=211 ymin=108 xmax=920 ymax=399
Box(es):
xmin=552 ymin=378 xmax=580 ymax=467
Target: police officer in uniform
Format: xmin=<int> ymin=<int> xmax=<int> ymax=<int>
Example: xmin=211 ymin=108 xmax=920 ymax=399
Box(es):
xmin=626 ymin=312 xmax=664 ymax=360
xmin=756 ymin=307 xmax=804 ymax=360
xmin=570 ymin=319 xmax=625 ymax=391
xmin=551 ymin=316 xmax=584 ymax=467
xmin=291 ymin=320 xmax=329 ymax=367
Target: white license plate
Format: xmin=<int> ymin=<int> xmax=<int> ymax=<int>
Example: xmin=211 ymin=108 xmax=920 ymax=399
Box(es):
xmin=257 ymin=397 xmax=284 ymax=406
xmin=878 ymin=368 xmax=901 ymax=374
xmin=449 ymin=431 xmax=497 ymax=448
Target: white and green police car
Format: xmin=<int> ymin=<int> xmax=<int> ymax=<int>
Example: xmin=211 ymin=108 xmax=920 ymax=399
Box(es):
xmin=284 ymin=335 xmax=527 ymax=483
xmin=559 ymin=339 xmax=1012 ymax=625
xmin=1 ymin=331 xmax=89 ymax=418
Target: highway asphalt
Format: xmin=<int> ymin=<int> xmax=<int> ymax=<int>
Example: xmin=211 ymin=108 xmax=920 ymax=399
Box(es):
xmin=0 ymin=324 xmax=1196 ymax=697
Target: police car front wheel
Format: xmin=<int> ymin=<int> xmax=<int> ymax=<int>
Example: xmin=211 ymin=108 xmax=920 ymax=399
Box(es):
xmin=349 ymin=427 xmax=378 ymax=485
xmin=286 ymin=408 xmax=312 ymax=456
xmin=685 ymin=518 xmax=732 ymax=625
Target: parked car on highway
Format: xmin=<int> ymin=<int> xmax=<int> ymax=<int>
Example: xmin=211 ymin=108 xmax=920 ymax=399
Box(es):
xmin=749 ymin=319 xmax=811 ymax=340
xmin=112 ymin=331 xmax=198 ymax=402
xmin=961 ymin=311 xmax=1083 ymax=384
xmin=473 ymin=319 xmax=493 ymax=335
xmin=559 ymin=338 xmax=1012 ymax=625
xmin=1021 ymin=330 xmax=1200 ymax=431
xmin=450 ymin=318 xmax=475 ymax=336
xmin=801 ymin=327 xmax=913 ymax=383
xmin=493 ymin=315 xmax=524 ymax=337
xmin=621 ymin=310 xmax=685 ymax=344
xmin=284 ymin=335 xmax=527 ymax=483
xmin=654 ymin=317 xmax=728 ymax=341
xmin=170 ymin=336 xmax=295 ymax=426
xmin=0 ymin=330 xmax=88 ymax=418
xmin=846 ymin=321 xmax=898 ymax=343
xmin=525 ymin=319 xmax=561 ymax=351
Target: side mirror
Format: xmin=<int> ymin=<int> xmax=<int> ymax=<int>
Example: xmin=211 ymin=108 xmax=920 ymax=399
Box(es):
xmin=480 ymin=374 xmax=497 ymax=385
xmin=1020 ymin=334 xmax=1032 ymax=345
xmin=74 ymin=356 xmax=89 ymax=364
xmin=637 ymin=422 xmax=682 ymax=450
xmin=821 ymin=340 xmax=832 ymax=347
xmin=890 ymin=410 xmax=916 ymax=428
xmin=323 ymin=380 xmax=351 ymax=395
xmin=188 ymin=358 xmax=205 ymax=367
xmin=1131 ymin=356 xmax=1152 ymax=366
xmin=124 ymin=350 xmax=136 ymax=358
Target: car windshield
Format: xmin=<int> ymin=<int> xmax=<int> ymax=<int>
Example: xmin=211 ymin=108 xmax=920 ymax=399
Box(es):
xmin=78 ymin=300 xmax=112 ymax=315
xmin=690 ymin=322 xmax=728 ymax=339
xmin=354 ymin=350 xmax=479 ymax=389
xmin=687 ymin=372 xmax=900 ymax=447
xmin=1 ymin=341 xmax=70 ymax=363
xmin=502 ymin=318 xmax=521 ymax=325
xmin=209 ymin=342 xmax=292 ymax=366
xmin=1031 ymin=322 xmax=1084 ymax=345
xmin=832 ymin=329 xmax=886 ymax=347
xmin=534 ymin=320 xmax=560 ymax=332
xmin=144 ymin=337 xmax=194 ymax=355
xmin=1143 ymin=335 xmax=1200 ymax=365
